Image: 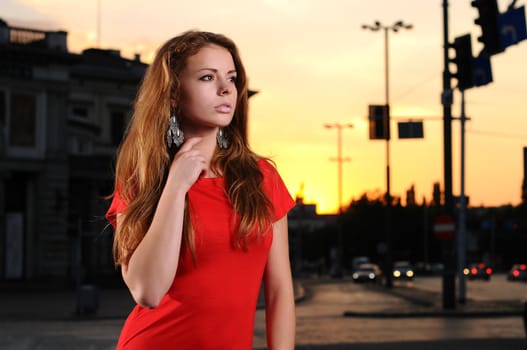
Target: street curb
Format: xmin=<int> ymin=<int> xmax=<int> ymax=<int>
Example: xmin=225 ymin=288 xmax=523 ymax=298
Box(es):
xmin=342 ymin=309 xmax=523 ymax=318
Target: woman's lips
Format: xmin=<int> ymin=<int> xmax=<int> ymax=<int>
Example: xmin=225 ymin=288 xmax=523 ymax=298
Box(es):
xmin=215 ymin=104 xmax=232 ymax=113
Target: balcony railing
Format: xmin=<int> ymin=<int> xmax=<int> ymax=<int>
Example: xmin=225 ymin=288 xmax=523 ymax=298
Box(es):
xmin=9 ymin=27 xmax=46 ymax=45
xmin=0 ymin=23 xmax=67 ymax=51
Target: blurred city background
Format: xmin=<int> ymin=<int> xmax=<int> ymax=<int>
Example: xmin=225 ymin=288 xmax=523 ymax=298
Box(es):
xmin=0 ymin=0 xmax=526 ymax=349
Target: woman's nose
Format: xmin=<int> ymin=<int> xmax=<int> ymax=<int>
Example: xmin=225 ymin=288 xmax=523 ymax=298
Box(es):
xmin=218 ymin=82 xmax=230 ymax=95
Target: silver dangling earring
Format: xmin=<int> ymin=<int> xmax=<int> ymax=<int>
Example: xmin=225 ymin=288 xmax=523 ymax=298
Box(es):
xmin=166 ymin=111 xmax=184 ymax=148
xmin=216 ymin=128 xmax=230 ymax=149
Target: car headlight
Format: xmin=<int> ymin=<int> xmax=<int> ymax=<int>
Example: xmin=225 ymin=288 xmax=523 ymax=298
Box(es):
xmin=406 ymin=270 xmax=414 ymax=278
xmin=393 ymin=270 xmax=401 ymax=278
xmin=369 ymin=273 xmax=375 ymax=279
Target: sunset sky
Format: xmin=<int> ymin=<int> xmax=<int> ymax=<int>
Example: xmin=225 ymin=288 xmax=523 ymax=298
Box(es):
xmin=4 ymin=0 xmax=527 ymax=213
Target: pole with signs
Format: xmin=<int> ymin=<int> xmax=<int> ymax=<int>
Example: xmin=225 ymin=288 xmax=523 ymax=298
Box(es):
xmin=442 ymin=0 xmax=456 ymax=310
xmin=458 ymin=90 xmax=469 ymax=304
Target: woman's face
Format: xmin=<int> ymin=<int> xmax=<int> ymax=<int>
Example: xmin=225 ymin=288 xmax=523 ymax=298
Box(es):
xmin=178 ymin=44 xmax=238 ymax=133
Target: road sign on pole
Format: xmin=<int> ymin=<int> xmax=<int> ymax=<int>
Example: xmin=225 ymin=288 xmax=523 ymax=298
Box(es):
xmin=398 ymin=121 xmax=424 ymax=139
xmin=499 ymin=5 xmax=527 ymax=50
xmin=434 ymin=214 xmax=456 ymax=240
xmin=472 ymin=54 xmax=493 ymax=87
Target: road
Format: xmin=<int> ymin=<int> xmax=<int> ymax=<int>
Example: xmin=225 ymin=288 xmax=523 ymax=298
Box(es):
xmin=252 ymin=276 xmax=526 ymax=349
xmin=402 ymin=273 xmax=527 ymax=301
xmin=0 ymin=276 xmax=525 ymax=349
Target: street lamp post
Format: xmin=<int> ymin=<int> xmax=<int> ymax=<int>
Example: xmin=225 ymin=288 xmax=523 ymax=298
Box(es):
xmin=325 ymin=123 xmax=354 ymax=277
xmin=362 ymin=20 xmax=412 ymax=288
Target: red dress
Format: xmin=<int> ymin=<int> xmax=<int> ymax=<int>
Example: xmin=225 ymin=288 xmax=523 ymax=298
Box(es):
xmin=106 ymin=159 xmax=295 ymax=349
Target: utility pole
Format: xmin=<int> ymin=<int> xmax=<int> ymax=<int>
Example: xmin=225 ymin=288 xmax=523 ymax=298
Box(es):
xmin=441 ymin=0 xmax=456 ymax=309
xmin=325 ymin=123 xmax=353 ymax=277
xmin=96 ymin=0 xmax=101 ymax=48
xmin=457 ymin=91 xmax=468 ymax=304
xmin=362 ymin=20 xmax=412 ymax=288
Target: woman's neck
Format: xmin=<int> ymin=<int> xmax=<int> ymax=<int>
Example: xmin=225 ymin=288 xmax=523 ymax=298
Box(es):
xmin=183 ymin=128 xmax=219 ymax=178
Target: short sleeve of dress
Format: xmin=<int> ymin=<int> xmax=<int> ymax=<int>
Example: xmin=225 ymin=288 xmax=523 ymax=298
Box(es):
xmin=259 ymin=159 xmax=296 ymax=221
xmin=105 ymin=188 xmax=127 ymax=229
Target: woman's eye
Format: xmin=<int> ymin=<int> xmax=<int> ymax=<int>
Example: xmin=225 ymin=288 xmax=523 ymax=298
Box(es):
xmin=228 ymin=76 xmax=237 ymax=83
xmin=200 ymin=75 xmax=213 ymax=81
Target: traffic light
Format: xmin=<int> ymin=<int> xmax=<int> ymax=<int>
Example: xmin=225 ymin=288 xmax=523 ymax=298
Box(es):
xmin=368 ymin=104 xmax=390 ymax=140
xmin=451 ymin=34 xmax=474 ymax=91
xmin=471 ymin=0 xmax=503 ymax=55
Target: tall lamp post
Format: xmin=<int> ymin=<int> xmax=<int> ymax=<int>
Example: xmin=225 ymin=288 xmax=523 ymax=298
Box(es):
xmin=325 ymin=123 xmax=354 ymax=277
xmin=362 ymin=20 xmax=412 ymax=287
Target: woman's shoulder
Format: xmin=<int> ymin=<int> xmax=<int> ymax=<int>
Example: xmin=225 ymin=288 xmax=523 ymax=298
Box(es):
xmin=256 ymin=157 xmax=277 ymax=173
xmin=256 ymin=158 xmax=285 ymax=185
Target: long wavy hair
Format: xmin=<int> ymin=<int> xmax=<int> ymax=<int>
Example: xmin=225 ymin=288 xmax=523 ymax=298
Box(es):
xmin=111 ymin=31 xmax=273 ymax=266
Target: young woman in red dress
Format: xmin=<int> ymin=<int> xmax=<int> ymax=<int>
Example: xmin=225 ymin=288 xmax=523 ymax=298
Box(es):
xmin=106 ymin=31 xmax=296 ymax=349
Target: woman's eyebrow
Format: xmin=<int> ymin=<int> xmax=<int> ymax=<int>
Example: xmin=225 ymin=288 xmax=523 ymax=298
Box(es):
xmin=196 ymin=68 xmax=237 ymax=74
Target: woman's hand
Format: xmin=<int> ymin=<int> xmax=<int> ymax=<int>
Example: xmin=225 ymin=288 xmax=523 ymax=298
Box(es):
xmin=168 ymin=137 xmax=207 ymax=192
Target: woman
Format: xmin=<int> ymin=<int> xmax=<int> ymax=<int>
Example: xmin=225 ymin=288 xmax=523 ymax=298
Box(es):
xmin=106 ymin=30 xmax=296 ymax=349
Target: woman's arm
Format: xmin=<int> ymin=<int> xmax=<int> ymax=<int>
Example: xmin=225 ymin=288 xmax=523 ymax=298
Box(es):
xmin=263 ymin=215 xmax=296 ymax=350
xmin=119 ymin=138 xmax=206 ymax=309
xmin=117 ymin=184 xmax=185 ymax=309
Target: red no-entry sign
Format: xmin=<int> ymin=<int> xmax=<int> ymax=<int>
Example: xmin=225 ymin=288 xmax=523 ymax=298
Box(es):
xmin=433 ymin=214 xmax=455 ymax=240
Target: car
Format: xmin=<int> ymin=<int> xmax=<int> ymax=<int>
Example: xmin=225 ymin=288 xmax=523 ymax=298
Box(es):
xmin=351 ymin=256 xmax=370 ymax=272
xmin=352 ymin=263 xmax=383 ymax=283
xmin=507 ymin=264 xmax=527 ymax=282
xmin=392 ymin=261 xmax=415 ymax=280
xmin=463 ymin=262 xmax=492 ymax=281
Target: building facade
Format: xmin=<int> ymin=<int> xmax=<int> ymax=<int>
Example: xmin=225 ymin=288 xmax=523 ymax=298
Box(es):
xmin=0 ymin=19 xmax=146 ymax=284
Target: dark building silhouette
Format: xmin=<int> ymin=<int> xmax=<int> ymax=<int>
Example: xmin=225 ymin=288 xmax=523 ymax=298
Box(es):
xmin=0 ymin=19 xmax=146 ymax=284
xmin=405 ymin=184 xmax=416 ymax=206
xmin=522 ymin=147 xmax=526 ymax=205
xmin=432 ymin=182 xmax=441 ymax=207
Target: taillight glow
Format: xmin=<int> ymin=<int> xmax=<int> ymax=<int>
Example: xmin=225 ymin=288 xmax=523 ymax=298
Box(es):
xmin=485 ymin=267 xmax=492 ymax=275
xmin=513 ymin=270 xmax=520 ymax=278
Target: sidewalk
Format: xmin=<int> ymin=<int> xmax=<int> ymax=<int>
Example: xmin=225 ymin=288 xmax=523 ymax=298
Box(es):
xmin=0 ymin=281 xmax=307 ymax=321
xmin=276 ymin=339 xmax=527 ymax=350
xmin=342 ymin=282 xmax=525 ymax=318
xmin=1 ymin=278 xmax=526 ymax=350
xmin=0 ymin=277 xmax=524 ymax=320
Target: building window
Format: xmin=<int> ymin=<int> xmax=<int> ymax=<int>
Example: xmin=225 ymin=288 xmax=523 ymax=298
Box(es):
xmin=110 ymin=111 xmax=125 ymax=146
xmin=0 ymin=90 xmax=5 ymax=152
xmin=9 ymin=93 xmax=36 ymax=147
xmin=71 ymin=106 xmax=88 ymax=119
xmin=0 ymin=90 xmax=5 ymax=127
xmin=69 ymin=135 xmax=93 ymax=155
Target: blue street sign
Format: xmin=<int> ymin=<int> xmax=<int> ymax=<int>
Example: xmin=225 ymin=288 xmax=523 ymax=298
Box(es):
xmin=472 ymin=54 xmax=493 ymax=87
xmin=397 ymin=121 xmax=424 ymax=139
xmin=498 ymin=6 xmax=527 ymax=50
